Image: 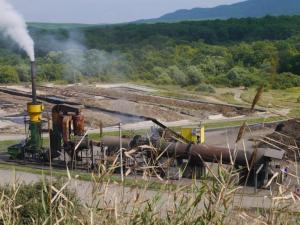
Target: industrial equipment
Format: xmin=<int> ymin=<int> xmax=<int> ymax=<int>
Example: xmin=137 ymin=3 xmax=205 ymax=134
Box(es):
xmin=95 ymin=128 xmax=284 ymax=187
xmin=49 ymin=104 xmax=91 ymax=165
xmin=7 ymin=61 xmax=91 ymax=166
xmin=181 ymin=125 xmax=205 ymax=144
xmin=6 ymin=61 xmax=286 ymax=188
xmin=8 ymin=62 xmax=45 ymax=159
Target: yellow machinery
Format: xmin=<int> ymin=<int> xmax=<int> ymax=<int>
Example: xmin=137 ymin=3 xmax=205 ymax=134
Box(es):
xmin=181 ymin=125 xmax=205 ymax=144
xmin=27 ymin=102 xmax=44 ymax=122
xmin=26 ymin=102 xmax=44 ymax=153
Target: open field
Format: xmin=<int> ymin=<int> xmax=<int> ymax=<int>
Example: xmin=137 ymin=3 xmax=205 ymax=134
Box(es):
xmin=240 ymin=87 xmax=300 ymax=117
xmin=0 ymin=83 xmax=292 ymax=136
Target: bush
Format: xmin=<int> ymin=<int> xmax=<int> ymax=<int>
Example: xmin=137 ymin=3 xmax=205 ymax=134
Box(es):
xmin=186 ymin=65 xmax=204 ymax=85
xmin=195 ymin=83 xmax=216 ymax=93
xmin=155 ymin=72 xmax=173 ymax=85
xmin=167 ymin=65 xmax=188 ymax=86
xmin=0 ymin=179 xmax=81 ymax=225
xmin=225 ymin=67 xmax=260 ymax=87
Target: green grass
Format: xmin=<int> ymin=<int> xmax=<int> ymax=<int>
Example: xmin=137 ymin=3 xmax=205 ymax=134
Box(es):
xmin=241 ymin=88 xmax=300 ymax=109
xmin=240 ymin=88 xmax=300 ymax=119
xmin=0 ymin=140 xmax=19 ymax=152
xmin=203 ymin=116 xmax=284 ymax=129
xmin=87 ymin=116 xmax=284 ymax=140
xmin=214 ymin=91 xmax=246 ymax=106
xmin=288 ymin=108 xmax=300 ymax=117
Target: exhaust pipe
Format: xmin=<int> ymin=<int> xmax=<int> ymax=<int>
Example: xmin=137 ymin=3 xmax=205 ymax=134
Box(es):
xmin=30 ymin=61 xmax=37 ymax=103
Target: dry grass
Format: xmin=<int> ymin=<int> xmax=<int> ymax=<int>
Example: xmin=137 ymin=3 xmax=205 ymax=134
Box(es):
xmin=1 ymin=104 xmax=300 ymax=224
xmin=1 ymin=149 xmax=300 ymax=224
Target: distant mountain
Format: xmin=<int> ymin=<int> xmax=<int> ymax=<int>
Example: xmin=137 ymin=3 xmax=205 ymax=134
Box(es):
xmin=141 ymin=0 xmax=300 ymax=23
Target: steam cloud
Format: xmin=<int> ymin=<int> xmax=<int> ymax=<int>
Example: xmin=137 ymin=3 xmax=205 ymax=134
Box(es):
xmin=0 ymin=0 xmax=35 ymax=61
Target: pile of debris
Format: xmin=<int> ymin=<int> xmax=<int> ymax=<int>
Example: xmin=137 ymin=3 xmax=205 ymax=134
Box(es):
xmin=259 ymin=119 xmax=300 ymax=160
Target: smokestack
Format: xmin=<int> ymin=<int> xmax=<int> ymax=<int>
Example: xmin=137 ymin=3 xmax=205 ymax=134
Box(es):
xmin=30 ymin=61 xmax=37 ymax=103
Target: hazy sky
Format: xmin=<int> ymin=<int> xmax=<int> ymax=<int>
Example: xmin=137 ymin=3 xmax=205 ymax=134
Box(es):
xmin=10 ymin=0 xmax=243 ymax=24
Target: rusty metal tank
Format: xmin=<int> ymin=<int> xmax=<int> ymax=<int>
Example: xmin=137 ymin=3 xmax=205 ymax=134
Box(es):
xmin=73 ymin=114 xmax=85 ymax=136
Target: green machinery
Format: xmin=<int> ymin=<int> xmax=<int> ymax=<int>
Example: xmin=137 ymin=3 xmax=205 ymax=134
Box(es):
xmin=8 ymin=62 xmax=45 ymax=159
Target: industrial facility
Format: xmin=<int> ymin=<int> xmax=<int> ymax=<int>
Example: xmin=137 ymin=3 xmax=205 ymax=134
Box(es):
xmin=1 ymin=61 xmax=296 ymax=190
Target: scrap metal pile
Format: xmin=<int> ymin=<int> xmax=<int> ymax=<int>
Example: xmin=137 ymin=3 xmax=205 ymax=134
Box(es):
xmin=259 ymin=119 xmax=300 ymax=161
xmin=90 ymin=125 xmax=285 ymax=187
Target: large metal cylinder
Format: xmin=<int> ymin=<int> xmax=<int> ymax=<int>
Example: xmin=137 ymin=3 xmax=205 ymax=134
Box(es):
xmin=100 ymin=136 xmax=131 ymax=149
xmin=28 ymin=122 xmax=42 ymax=153
xmin=62 ymin=116 xmax=72 ymax=144
xmin=153 ymin=139 xmax=265 ymax=167
xmin=99 ymin=135 xmax=266 ymax=167
xmin=73 ymin=114 xmax=85 ymax=136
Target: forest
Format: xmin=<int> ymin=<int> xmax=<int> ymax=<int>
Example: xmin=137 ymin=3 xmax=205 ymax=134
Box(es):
xmin=1 ymin=15 xmax=300 ymax=90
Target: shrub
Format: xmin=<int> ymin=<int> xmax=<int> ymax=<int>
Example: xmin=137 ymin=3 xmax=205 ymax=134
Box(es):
xmin=167 ymin=65 xmax=188 ymax=86
xmin=225 ymin=66 xmax=260 ymax=87
xmin=0 ymin=66 xmax=19 ymax=83
xmin=155 ymin=72 xmax=173 ymax=85
xmin=186 ymin=65 xmax=204 ymax=85
xmin=272 ymin=72 xmax=300 ymax=89
xmin=195 ymin=83 xmax=216 ymax=93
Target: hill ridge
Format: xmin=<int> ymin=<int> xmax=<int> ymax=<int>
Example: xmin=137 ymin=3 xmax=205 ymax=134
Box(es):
xmin=140 ymin=0 xmax=300 ymax=23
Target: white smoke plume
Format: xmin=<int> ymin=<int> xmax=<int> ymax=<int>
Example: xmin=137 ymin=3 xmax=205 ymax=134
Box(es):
xmin=0 ymin=0 xmax=35 ymax=61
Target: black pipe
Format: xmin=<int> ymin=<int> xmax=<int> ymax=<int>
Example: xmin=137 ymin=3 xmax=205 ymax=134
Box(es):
xmin=30 ymin=61 xmax=37 ymax=103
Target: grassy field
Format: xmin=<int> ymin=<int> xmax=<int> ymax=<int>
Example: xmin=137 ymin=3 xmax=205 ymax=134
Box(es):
xmin=156 ymin=85 xmax=300 ymax=119
xmin=240 ymin=87 xmax=300 ymax=116
xmin=213 ymin=91 xmax=245 ymax=105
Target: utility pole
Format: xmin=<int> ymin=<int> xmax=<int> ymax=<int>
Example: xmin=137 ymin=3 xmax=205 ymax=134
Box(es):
xmin=119 ymin=123 xmax=124 ymax=182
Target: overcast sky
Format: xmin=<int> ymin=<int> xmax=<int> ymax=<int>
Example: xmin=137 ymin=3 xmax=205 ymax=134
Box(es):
xmin=10 ymin=0 xmax=243 ymax=24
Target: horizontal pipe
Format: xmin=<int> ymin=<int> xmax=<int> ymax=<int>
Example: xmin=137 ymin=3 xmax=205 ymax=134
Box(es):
xmin=153 ymin=139 xmax=265 ymax=166
xmin=98 ymin=136 xmax=266 ymax=167
xmin=98 ymin=136 xmax=131 ymax=149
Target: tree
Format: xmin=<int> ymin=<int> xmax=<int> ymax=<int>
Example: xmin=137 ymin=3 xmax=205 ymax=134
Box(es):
xmin=186 ymin=66 xmax=204 ymax=85
xmin=286 ymin=54 xmax=300 ymax=75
